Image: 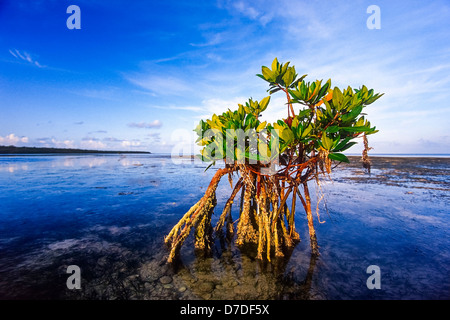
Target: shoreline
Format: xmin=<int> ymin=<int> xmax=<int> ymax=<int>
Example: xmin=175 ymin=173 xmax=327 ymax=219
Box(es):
xmin=0 ymin=145 xmax=151 ymax=155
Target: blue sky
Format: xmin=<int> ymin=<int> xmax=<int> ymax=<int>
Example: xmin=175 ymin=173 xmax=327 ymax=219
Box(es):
xmin=1 ymin=0 xmax=449 ymax=154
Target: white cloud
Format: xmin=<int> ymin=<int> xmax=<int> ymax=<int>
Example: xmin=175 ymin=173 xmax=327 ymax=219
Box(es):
xmin=80 ymin=139 xmax=106 ymax=150
xmin=37 ymin=137 xmax=75 ymax=149
xmin=121 ymin=140 xmax=141 ymax=148
xmin=61 ymin=140 xmax=76 ymax=148
xmin=9 ymin=49 xmax=45 ymax=68
xmin=0 ymin=133 xmax=29 ymax=145
xmin=128 ymin=120 xmax=162 ymax=129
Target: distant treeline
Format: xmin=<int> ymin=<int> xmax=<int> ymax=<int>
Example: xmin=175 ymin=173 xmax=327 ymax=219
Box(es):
xmin=0 ymin=145 xmax=151 ymax=154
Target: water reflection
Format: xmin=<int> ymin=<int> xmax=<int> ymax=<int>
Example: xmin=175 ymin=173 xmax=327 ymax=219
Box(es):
xmin=135 ymin=242 xmax=320 ymax=300
xmin=0 ymin=155 xmax=111 ymax=172
xmin=0 ymin=154 xmax=155 ymax=172
xmin=0 ymin=164 xmax=29 ymax=173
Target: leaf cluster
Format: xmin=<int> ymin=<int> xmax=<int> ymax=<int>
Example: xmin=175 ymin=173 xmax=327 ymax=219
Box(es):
xmin=195 ymin=58 xmax=383 ymax=167
xmin=256 ymin=57 xmax=307 ymax=93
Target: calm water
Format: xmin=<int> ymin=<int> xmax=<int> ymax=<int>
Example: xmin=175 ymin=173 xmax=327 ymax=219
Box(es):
xmin=0 ymin=154 xmax=448 ymax=300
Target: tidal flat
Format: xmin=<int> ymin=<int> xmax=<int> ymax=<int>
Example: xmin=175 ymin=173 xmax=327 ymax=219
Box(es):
xmin=0 ymin=154 xmax=448 ymax=299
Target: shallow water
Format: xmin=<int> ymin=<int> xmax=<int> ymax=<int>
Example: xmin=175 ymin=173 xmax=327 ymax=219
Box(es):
xmin=0 ymin=154 xmax=448 ymax=300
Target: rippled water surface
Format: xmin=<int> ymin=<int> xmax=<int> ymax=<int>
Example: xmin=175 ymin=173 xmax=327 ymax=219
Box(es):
xmin=0 ymin=154 xmax=448 ymax=299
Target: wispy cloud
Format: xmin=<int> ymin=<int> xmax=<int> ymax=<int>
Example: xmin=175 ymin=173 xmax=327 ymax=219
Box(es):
xmin=159 ymin=105 xmax=204 ymax=112
xmin=127 ymin=74 xmax=193 ymax=96
xmin=71 ymin=87 xmax=120 ymax=101
xmin=147 ymin=132 xmax=161 ymax=143
xmin=190 ymin=32 xmax=224 ymax=47
xmin=102 ymin=137 xmax=143 ymax=149
xmin=127 ymin=120 xmax=162 ymax=129
xmin=219 ymin=0 xmax=273 ymax=25
xmin=9 ymin=49 xmax=45 ymax=68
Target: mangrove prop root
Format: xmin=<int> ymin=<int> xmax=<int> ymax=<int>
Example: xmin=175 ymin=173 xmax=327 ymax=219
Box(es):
xmin=194 ymin=192 xmax=216 ymax=251
xmin=165 ymin=163 xmax=322 ymax=263
xmin=214 ymin=177 xmax=243 ymax=235
xmin=165 ymin=167 xmax=235 ymax=263
xmin=235 ymin=174 xmax=259 ymax=246
xmin=303 ymin=182 xmax=319 ymax=256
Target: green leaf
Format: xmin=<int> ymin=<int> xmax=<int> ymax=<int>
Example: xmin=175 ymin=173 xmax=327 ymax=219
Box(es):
xmin=276 ymin=119 xmax=286 ymax=127
xmin=332 ymin=134 xmax=341 ymax=149
xmin=244 ymin=114 xmax=257 ymax=129
xmin=301 ymin=124 xmax=313 ymax=138
xmin=336 ymin=141 xmax=357 ymax=152
xmin=328 ymin=153 xmax=349 ymax=163
xmin=296 ymin=123 xmax=303 ymax=139
xmin=235 ymin=147 xmax=245 ymax=162
xmin=269 ymin=87 xmax=282 ymax=95
xmin=262 ymin=66 xmax=274 ymax=82
xmin=259 ymin=96 xmax=271 ymax=112
xmin=281 ymin=61 xmax=290 ymax=75
xmin=298 ymin=108 xmax=312 ymax=119
xmin=291 ymin=116 xmax=299 ymax=129
xmin=321 ymin=134 xmax=333 ymax=150
xmin=355 ymin=116 xmax=365 ymax=126
xmin=365 ymin=128 xmax=379 ymax=135
xmin=365 ymin=93 xmax=384 ymax=105
xmin=271 ymin=57 xmax=279 ymax=72
xmin=204 ymin=161 xmax=215 ymax=172
xmin=333 ymin=87 xmax=343 ymax=105
xmin=244 ymin=151 xmax=260 ymax=162
xmin=341 ymin=105 xmax=362 ymax=122
xmin=325 ymin=101 xmax=332 ymax=116
xmin=333 ymin=137 xmax=350 ymax=151
xmin=281 ymin=128 xmax=294 ymax=144
xmin=256 ymin=74 xmax=266 ymax=81
xmin=200 ymin=148 xmax=212 ymax=162
xmin=340 ymin=126 xmax=371 ymax=133
xmin=317 ymin=81 xmax=330 ymax=101
xmin=290 ymin=74 xmax=307 ymax=89
xmin=282 ymin=68 xmax=294 ymax=87
xmin=288 ymin=89 xmax=301 ymax=101
xmin=300 ymin=81 xmax=307 ymax=99
xmin=256 ymin=121 xmax=267 ymax=132
xmin=326 ymin=126 xmax=340 ymax=133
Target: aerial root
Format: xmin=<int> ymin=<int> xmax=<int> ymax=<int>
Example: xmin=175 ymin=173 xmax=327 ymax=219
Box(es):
xmin=165 ymin=165 xmax=318 ymax=263
xmin=164 ymin=167 xmax=234 ymax=263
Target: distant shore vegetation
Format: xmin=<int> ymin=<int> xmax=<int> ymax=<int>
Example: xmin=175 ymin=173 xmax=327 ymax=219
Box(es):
xmin=0 ymin=145 xmax=151 ymax=154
